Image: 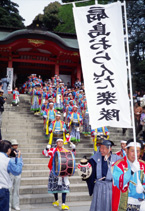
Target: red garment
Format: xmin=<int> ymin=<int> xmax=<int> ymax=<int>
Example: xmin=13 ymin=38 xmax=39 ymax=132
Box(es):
xmin=116 ymin=150 xmax=124 ymax=158
xmin=13 ymin=94 xmax=16 ymax=100
xmin=112 ymin=156 xmax=145 ymax=211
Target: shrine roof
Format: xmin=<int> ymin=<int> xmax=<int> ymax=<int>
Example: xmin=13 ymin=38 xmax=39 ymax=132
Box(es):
xmin=0 ymin=29 xmax=79 ymax=51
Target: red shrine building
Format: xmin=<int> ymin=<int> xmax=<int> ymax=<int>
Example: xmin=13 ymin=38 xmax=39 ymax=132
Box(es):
xmin=0 ymin=26 xmax=82 ymax=87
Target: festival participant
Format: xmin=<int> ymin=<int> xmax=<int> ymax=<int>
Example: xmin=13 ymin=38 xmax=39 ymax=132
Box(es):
xmin=67 ymin=105 xmax=82 ymax=143
xmin=48 ymin=112 xmax=66 ymax=147
xmin=0 ymin=89 xmax=7 ymax=140
xmin=41 ymin=87 xmax=47 ymax=104
xmin=31 ymin=83 xmax=42 ymax=115
xmin=42 ymin=139 xmax=76 ymax=210
xmin=12 ymin=88 xmax=20 ymax=106
xmin=91 ymin=126 xmax=109 ymax=152
xmin=81 ymin=100 xmax=91 ymax=136
xmin=84 ymin=140 xmax=121 ymax=211
xmin=112 ymin=139 xmax=145 ymax=211
xmin=134 ymin=101 xmax=142 ymax=135
xmin=116 ymin=140 xmax=127 ymax=157
xmin=55 ymin=84 xmax=63 ymax=111
xmin=40 ymin=99 xmax=49 ymax=116
xmin=44 ymin=102 xmax=57 ymax=136
xmin=74 ymin=78 xmax=81 ymax=89
xmin=65 ymin=100 xmax=74 ymax=124
xmin=22 ymin=82 xmax=27 ymax=94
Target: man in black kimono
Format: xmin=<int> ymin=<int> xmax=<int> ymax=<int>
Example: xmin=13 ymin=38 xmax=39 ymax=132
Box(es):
xmin=85 ymin=140 xmax=121 ymax=211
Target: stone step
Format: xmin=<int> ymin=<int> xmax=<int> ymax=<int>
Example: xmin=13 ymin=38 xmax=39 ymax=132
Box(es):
xmin=2 ymin=123 xmax=43 ymax=127
xmin=3 ymin=113 xmax=34 ymax=116
xmin=23 ymin=164 xmax=48 ymax=171
xmin=2 ymin=129 xmax=43 ymax=133
xmin=20 ymin=201 xmax=91 ymax=210
xmin=22 ymin=168 xmax=80 ymax=177
xmin=20 ymin=183 xmax=87 ymax=195
xmin=19 ymin=144 xmax=47 ymax=148
xmin=21 ymin=176 xmax=83 ymax=186
xmin=22 ymin=170 xmax=50 ymax=177
xmin=2 ymin=137 xmax=46 ymax=142
xmin=2 ymin=119 xmax=42 ymax=123
xmin=20 ymin=191 xmax=90 ymax=205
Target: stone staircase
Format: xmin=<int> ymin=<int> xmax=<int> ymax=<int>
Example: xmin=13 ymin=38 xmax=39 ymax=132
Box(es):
xmin=1 ymin=94 xmax=133 ymax=209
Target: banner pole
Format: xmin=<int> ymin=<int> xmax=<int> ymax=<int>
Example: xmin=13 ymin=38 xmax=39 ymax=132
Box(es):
xmin=123 ymin=1 xmax=137 ymax=161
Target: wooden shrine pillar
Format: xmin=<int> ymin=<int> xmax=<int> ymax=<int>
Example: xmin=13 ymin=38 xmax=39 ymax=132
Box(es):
xmin=76 ymin=64 xmax=81 ymax=81
xmin=55 ymin=63 xmax=59 ymax=76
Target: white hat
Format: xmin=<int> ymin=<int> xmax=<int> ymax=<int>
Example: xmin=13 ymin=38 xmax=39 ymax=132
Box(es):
xmin=73 ymin=105 xmax=78 ymax=108
xmin=11 ymin=139 xmax=18 ymax=145
xmin=120 ymin=140 xmax=127 ymax=144
xmin=56 ymin=139 xmax=63 ymax=142
xmin=125 ymin=142 xmax=141 ymax=148
xmin=0 ymin=89 xmax=4 ymax=93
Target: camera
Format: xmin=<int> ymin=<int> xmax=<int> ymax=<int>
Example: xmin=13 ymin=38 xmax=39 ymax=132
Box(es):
xmin=10 ymin=149 xmax=18 ymax=157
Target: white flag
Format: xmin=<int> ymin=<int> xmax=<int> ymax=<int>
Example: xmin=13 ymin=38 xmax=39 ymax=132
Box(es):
xmin=73 ymin=2 xmax=132 ymax=129
xmin=7 ymin=68 xmax=13 ymax=92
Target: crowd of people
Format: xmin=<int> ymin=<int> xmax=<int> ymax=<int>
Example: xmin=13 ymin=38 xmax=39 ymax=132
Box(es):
xmin=21 ymin=74 xmax=145 ymax=211
xmin=22 ymin=74 xmax=92 ymax=146
xmin=0 ymin=73 xmax=145 ymax=211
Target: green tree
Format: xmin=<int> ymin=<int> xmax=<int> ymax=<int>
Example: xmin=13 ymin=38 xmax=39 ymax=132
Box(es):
xmin=0 ymin=0 xmax=25 ymax=27
xmin=54 ymin=0 xmax=95 ymax=33
xmin=38 ymin=1 xmax=61 ymax=31
xmin=126 ymin=0 xmax=145 ymax=90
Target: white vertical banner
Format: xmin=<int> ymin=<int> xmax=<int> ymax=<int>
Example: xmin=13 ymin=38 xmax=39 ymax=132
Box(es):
xmin=7 ymin=68 xmax=13 ymax=92
xmin=73 ymin=2 xmax=132 ymax=129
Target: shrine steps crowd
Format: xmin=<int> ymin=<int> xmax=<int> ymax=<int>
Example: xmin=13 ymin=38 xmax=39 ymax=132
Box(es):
xmin=2 ymin=94 xmax=133 ymax=208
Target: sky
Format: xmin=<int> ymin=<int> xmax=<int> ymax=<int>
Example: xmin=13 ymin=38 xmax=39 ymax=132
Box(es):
xmin=12 ymin=0 xmax=61 ymax=26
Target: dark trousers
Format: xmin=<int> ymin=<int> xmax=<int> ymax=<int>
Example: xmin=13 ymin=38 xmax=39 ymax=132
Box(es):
xmin=0 ymin=188 xmax=9 ymax=211
xmin=54 ymin=193 xmax=66 ymax=204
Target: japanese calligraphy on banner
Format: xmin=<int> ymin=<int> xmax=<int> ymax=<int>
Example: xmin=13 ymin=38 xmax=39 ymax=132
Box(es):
xmin=7 ymin=68 xmax=13 ymax=92
xmin=73 ymin=2 xmax=132 ymax=128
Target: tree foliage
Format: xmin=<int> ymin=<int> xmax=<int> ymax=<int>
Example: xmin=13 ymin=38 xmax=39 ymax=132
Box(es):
xmin=0 ymin=0 xmax=25 ymax=27
xmin=126 ymin=0 xmax=145 ymax=90
xmin=55 ymin=0 xmax=95 ymax=33
xmin=34 ymin=2 xmax=61 ymax=32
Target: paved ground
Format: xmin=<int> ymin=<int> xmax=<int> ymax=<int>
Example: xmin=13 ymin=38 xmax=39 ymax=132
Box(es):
xmin=12 ymin=201 xmax=91 ymax=211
